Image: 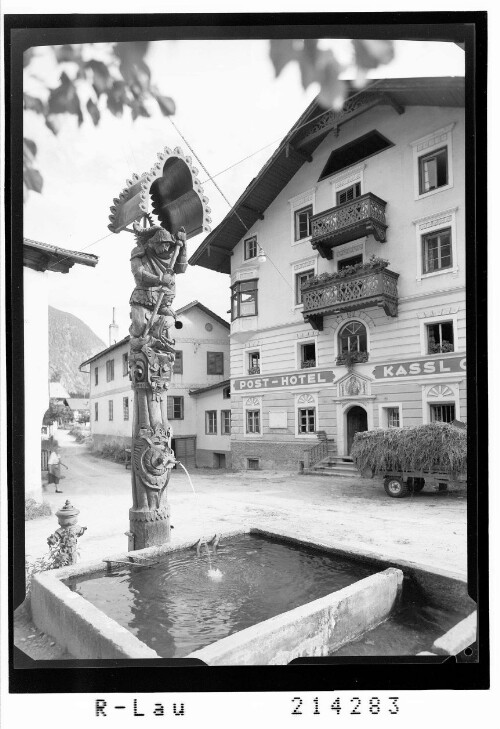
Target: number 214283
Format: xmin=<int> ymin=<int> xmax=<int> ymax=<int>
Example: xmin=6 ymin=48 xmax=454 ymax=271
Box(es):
xmin=291 ymin=696 xmax=400 ymax=715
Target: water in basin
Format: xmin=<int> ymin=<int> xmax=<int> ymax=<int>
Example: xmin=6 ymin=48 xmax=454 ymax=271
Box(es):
xmin=63 ymin=534 xmax=375 ymax=658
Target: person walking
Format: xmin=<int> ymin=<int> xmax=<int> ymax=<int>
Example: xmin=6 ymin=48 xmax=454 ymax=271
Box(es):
xmin=47 ymin=450 xmax=68 ymax=493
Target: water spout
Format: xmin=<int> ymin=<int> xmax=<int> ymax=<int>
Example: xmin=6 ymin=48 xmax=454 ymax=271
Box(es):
xmin=177 ymin=461 xmax=223 ymax=579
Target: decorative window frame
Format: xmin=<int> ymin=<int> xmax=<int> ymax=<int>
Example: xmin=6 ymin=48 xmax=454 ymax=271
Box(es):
xmin=413 ymin=207 xmax=458 ymax=282
xmin=294 ymin=391 xmax=319 ymax=439
xmin=419 ymin=311 xmax=459 ymax=356
xmin=296 ymin=337 xmax=318 ymax=370
xmin=421 ymin=382 xmax=460 ymax=424
xmin=243 ymin=345 xmax=262 ymax=376
xmin=288 ymin=187 xmax=316 ymax=246
xmin=334 ymin=240 xmax=366 ymax=269
xmin=291 ymin=256 xmax=318 ymax=309
xmin=410 ymin=123 xmax=455 ymax=200
xmin=244 ymin=235 xmax=258 ymax=261
xmin=333 ymin=317 xmax=371 ymax=358
xmin=243 ymin=396 xmax=263 ymax=438
xmin=378 ymin=402 xmax=403 ymax=429
xmin=328 ymin=163 xmax=365 ymax=206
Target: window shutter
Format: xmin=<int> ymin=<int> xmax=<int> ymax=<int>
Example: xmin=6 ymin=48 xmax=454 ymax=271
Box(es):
xmin=167 ymin=396 xmax=174 ymax=420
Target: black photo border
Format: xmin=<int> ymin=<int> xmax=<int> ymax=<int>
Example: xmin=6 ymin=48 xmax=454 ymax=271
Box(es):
xmin=5 ymin=11 xmax=489 ymax=693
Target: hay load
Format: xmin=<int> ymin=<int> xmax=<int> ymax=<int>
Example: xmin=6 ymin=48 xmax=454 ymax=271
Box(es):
xmin=351 ymin=422 xmax=467 ymax=477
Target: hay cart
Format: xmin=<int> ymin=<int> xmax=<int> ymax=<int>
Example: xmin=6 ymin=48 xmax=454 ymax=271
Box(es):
xmin=351 ymin=422 xmax=467 ymax=499
xmin=379 ymin=470 xmax=466 ymax=498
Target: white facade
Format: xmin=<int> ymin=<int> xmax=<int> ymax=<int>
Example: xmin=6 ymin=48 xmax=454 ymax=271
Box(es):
xmin=24 ymin=266 xmax=50 ymax=501
xmin=84 ymin=302 xmax=231 ymax=467
xmin=191 ymin=79 xmax=467 ymax=470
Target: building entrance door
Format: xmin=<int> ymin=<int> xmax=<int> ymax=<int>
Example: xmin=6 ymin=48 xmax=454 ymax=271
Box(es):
xmin=346 ymin=406 xmax=368 ymax=454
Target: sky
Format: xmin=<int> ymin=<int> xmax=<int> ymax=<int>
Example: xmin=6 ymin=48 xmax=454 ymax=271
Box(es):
xmin=23 ymin=38 xmax=465 ymax=345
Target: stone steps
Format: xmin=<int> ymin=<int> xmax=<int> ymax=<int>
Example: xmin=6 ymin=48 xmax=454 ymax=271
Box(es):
xmin=303 ymin=455 xmax=359 ymax=478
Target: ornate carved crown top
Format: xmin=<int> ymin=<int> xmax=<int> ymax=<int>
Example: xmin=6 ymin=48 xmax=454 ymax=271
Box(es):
xmin=108 ymin=146 xmax=211 ymax=239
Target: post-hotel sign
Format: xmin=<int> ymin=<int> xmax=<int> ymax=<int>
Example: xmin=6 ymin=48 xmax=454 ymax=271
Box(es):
xmin=233 ymin=369 xmax=335 ymax=391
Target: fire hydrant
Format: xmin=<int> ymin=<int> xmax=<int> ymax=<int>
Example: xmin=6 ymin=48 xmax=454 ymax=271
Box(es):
xmin=47 ymin=500 xmax=87 ymax=567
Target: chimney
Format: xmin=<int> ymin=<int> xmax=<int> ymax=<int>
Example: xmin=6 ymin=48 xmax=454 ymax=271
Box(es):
xmin=109 ymin=307 xmax=119 ymax=346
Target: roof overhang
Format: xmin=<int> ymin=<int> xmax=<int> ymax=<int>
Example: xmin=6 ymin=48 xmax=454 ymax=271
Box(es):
xmin=189 ymin=77 xmax=465 ymax=275
xmin=23 ymin=238 xmax=99 ymax=273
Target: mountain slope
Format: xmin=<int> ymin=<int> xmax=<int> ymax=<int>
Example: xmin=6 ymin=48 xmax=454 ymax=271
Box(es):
xmin=49 ymin=306 xmax=105 ymax=395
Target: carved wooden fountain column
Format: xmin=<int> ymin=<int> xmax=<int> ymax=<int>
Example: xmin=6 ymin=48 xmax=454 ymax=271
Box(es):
xmin=107 ymin=147 xmax=211 ymax=550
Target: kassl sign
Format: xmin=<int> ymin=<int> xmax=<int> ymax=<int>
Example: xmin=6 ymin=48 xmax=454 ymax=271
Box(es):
xmin=372 ymin=356 xmax=466 ymax=380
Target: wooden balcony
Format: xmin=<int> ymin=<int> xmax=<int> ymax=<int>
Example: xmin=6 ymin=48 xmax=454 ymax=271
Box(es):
xmin=310 ymin=193 xmax=388 ymax=258
xmin=301 ymin=267 xmax=399 ymax=330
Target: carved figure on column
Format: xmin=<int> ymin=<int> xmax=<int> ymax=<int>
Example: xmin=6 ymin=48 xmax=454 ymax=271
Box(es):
xmin=107 ymin=146 xmax=211 ymax=550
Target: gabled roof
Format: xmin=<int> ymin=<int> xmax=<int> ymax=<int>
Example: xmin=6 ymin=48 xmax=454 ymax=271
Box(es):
xmin=175 ymin=301 xmax=230 ymax=329
xmin=66 ymin=398 xmax=89 ymax=410
xmin=189 ymin=379 xmax=230 ymax=396
xmin=23 ymin=238 xmax=99 ymax=273
xmin=79 ymin=302 xmax=229 ymax=368
xmin=80 ymin=336 xmax=130 ymax=368
xmin=189 ymin=76 xmax=465 ymax=274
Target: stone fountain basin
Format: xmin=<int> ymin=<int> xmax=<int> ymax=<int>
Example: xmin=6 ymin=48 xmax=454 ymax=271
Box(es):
xmin=30 ymin=527 xmax=476 ymax=664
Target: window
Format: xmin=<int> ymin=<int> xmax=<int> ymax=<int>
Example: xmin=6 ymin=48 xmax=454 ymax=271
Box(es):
xmin=94 ymin=402 xmax=98 ymax=421
xmin=173 ymin=350 xmax=183 ymax=374
xmin=386 ymin=407 xmax=400 ymax=428
xmin=294 ymin=205 xmax=313 ymax=241
xmin=336 ymin=182 xmax=361 ymax=205
xmin=123 ymin=397 xmax=129 ymax=421
xmin=244 ymin=236 xmax=258 ymax=260
xmin=246 ymin=409 xmax=260 ymax=434
xmin=108 ymin=400 xmax=113 ymax=421
xmin=207 ymin=352 xmax=224 ymax=375
xmin=298 ymin=407 xmax=316 ymax=434
xmin=422 ymin=228 xmax=452 ymax=274
xmin=430 ymin=404 xmax=456 ymax=423
xmin=106 ymin=359 xmax=114 ymax=382
xmin=247 ymin=458 xmax=260 ymax=470
xmin=221 ymin=410 xmax=231 ymax=435
xmin=248 ymin=351 xmax=260 ymax=375
xmin=94 ymin=367 xmax=98 ymax=386
xmin=319 ymin=130 xmax=393 ymax=180
xmin=167 ymin=396 xmax=184 ymax=420
xmin=339 ymin=321 xmax=367 ymax=354
xmin=419 ymin=147 xmax=448 ymax=194
xmin=223 ymin=385 xmax=231 ymax=399
xmin=231 ymin=279 xmax=258 ymax=320
xmin=300 ymin=342 xmax=316 ymax=369
xmin=122 ymin=353 xmax=128 ymax=377
xmin=426 ymin=321 xmax=454 ymax=354
xmin=205 ymin=410 xmax=217 ymax=434
xmin=338 ymin=254 xmax=363 ymax=271
xmin=295 ymin=268 xmax=315 ymax=304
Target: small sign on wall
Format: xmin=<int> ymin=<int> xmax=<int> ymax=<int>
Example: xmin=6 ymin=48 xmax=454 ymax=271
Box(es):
xmin=372 ymin=356 xmax=466 ymax=379
xmin=269 ymin=411 xmax=288 ymax=428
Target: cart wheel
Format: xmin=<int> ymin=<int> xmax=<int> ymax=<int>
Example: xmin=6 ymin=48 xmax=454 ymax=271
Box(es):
xmin=384 ymin=476 xmax=410 ymax=498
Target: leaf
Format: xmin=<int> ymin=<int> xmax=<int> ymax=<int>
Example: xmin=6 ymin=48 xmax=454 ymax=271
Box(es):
xmin=45 ymin=115 xmax=61 ymax=134
xmin=48 ymin=72 xmax=83 ymax=123
xmin=23 ymin=93 xmax=46 ymax=115
xmin=269 ymin=39 xmax=300 ymax=77
xmin=24 ymin=167 xmax=43 ymax=194
xmin=23 ymin=137 xmax=37 ymax=162
xmin=84 ymin=59 xmax=112 ymax=97
xmin=106 ymin=80 xmax=128 ymax=116
xmin=130 ymin=98 xmax=150 ymax=121
xmin=23 ymin=48 xmax=35 ymax=68
xmin=155 ymin=94 xmax=176 ymax=116
xmin=352 ymin=40 xmax=395 ymax=71
xmin=86 ymin=98 xmax=100 ymax=126
xmin=53 ymin=44 xmax=82 ymax=63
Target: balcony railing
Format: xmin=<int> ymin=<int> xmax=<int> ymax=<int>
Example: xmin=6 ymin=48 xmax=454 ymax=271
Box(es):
xmin=301 ymin=267 xmax=399 ymax=330
xmin=310 ymin=193 xmax=388 ymax=258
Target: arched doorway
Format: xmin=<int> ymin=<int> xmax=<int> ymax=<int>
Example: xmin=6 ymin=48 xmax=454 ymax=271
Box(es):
xmin=346 ymin=406 xmax=368 ymax=454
